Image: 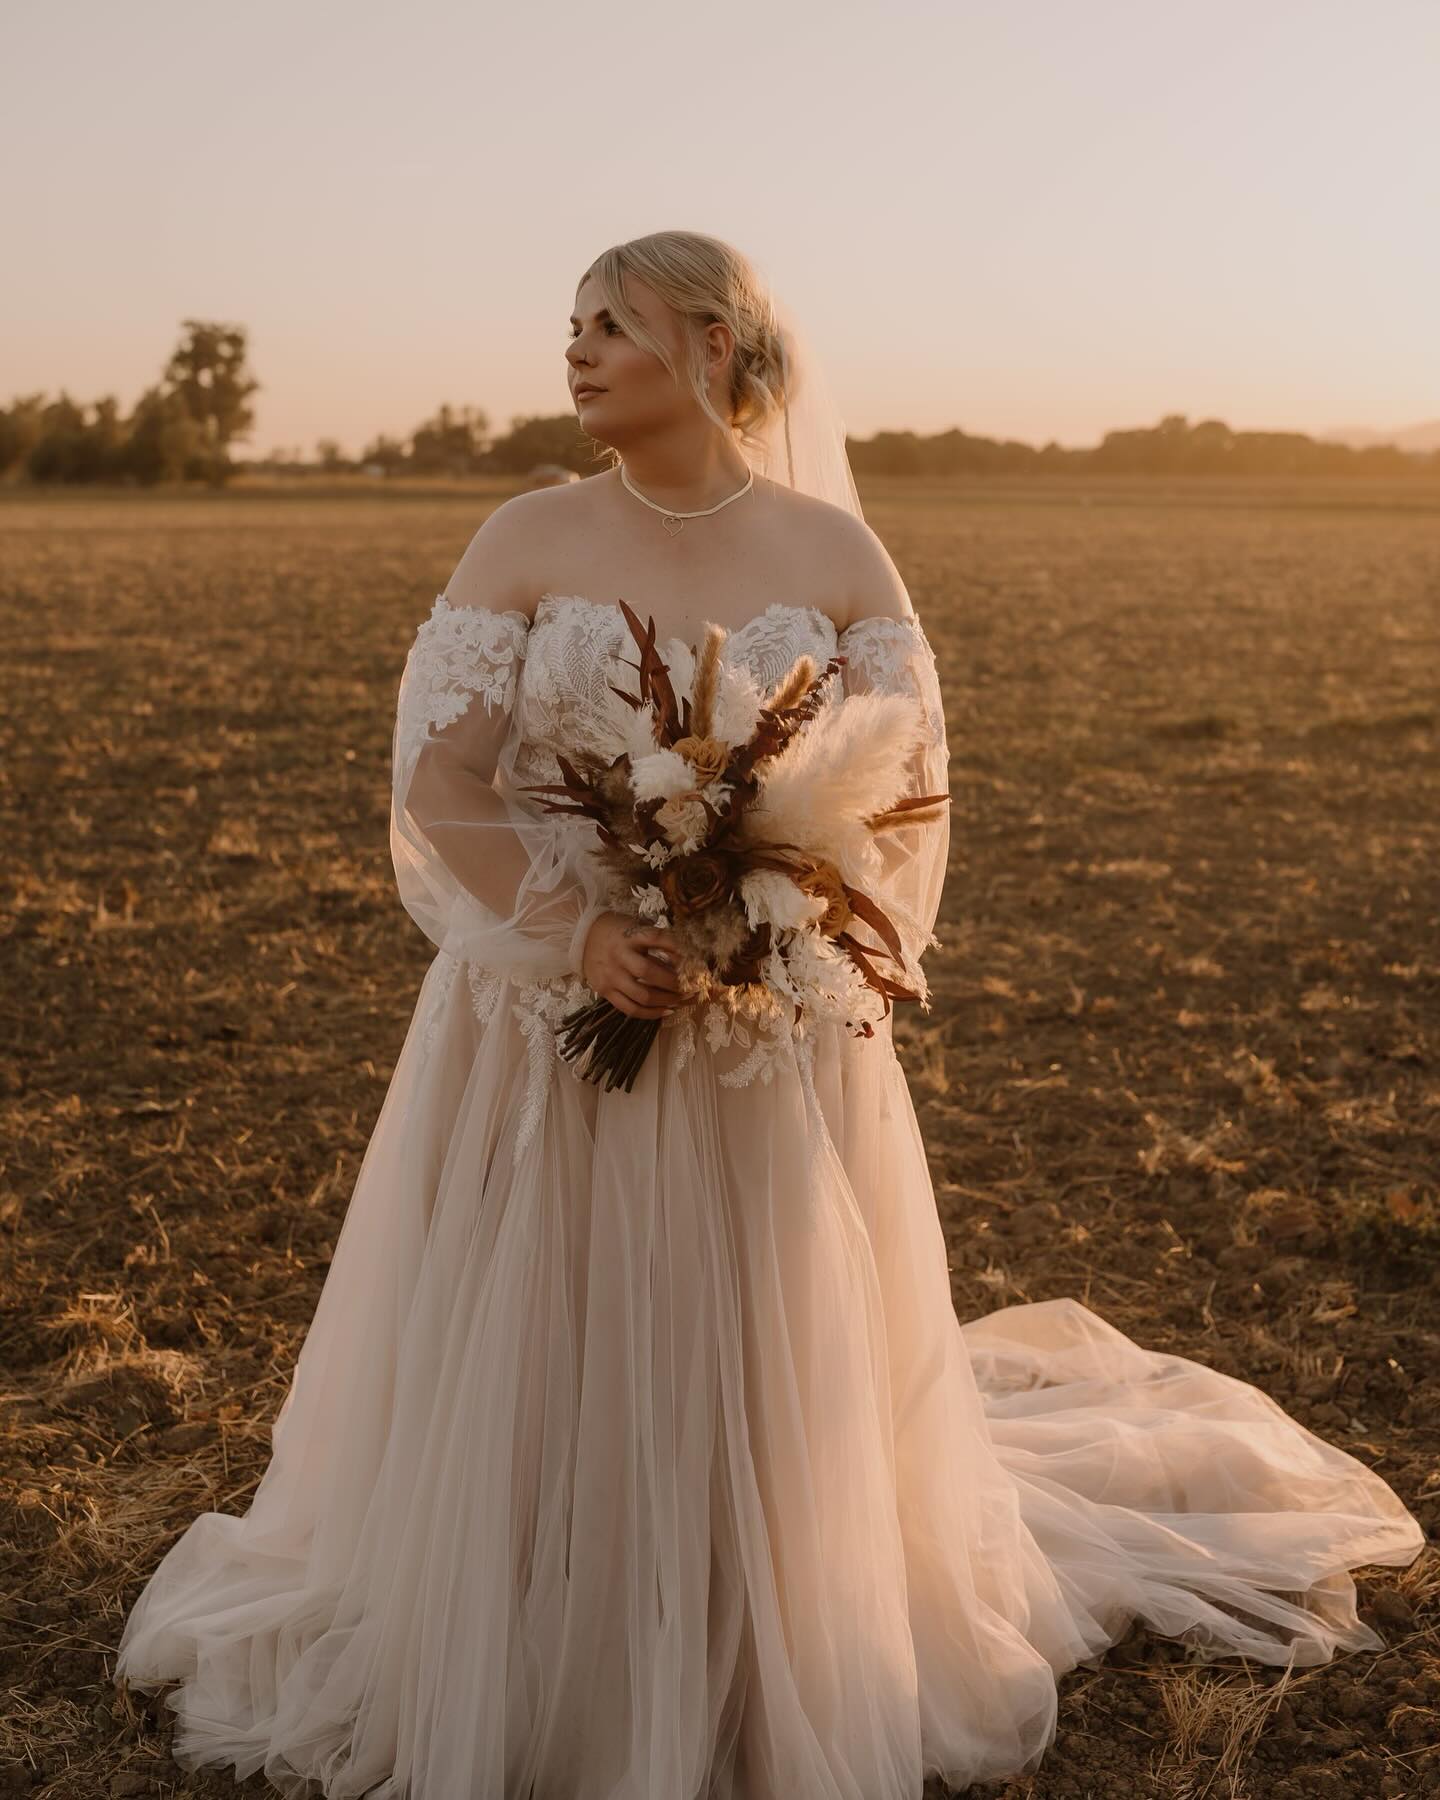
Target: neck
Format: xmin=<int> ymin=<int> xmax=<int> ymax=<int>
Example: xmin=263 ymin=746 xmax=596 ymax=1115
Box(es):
xmin=613 ymin=422 xmax=753 ymax=511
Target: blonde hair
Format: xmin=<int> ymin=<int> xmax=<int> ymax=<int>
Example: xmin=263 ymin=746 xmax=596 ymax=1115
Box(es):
xmin=574 ymin=230 xmax=789 ymax=469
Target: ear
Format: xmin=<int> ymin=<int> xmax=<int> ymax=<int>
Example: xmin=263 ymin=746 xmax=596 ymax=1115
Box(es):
xmin=703 ymin=318 xmax=735 ymax=381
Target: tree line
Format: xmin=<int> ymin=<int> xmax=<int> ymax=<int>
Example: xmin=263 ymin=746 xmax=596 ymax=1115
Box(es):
xmin=4 ymin=322 xmax=1435 ymax=486
xmin=2 ymin=322 xmax=258 ymax=486
xmin=847 ymin=416 xmax=1439 ymax=479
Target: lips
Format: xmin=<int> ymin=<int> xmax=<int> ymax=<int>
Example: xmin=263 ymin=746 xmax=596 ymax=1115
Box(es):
xmin=574 ymin=385 xmax=605 ymax=401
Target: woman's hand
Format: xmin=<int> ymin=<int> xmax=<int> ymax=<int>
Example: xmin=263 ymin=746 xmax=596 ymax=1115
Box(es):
xmin=580 ymin=913 xmax=697 ymax=1020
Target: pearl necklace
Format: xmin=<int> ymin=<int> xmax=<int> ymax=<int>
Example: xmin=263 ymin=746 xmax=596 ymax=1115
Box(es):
xmin=620 ymin=461 xmax=754 ymax=536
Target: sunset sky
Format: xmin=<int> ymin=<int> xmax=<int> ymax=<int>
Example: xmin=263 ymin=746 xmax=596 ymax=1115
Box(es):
xmin=5 ymin=0 xmax=1435 ymax=458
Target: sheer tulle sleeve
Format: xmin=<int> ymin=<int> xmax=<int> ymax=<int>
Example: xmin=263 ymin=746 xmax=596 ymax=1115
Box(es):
xmin=835 ymin=611 xmax=952 ymax=1009
xmin=390 ymin=595 xmax=613 ymax=984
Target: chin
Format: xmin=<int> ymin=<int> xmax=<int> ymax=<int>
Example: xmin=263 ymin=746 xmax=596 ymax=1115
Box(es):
xmin=577 ymin=400 xmax=621 ymax=436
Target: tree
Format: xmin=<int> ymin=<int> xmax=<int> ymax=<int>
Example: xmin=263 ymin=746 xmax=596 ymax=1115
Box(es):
xmin=162 ymin=320 xmax=260 ymax=483
xmin=487 ymin=412 xmax=601 ymax=474
xmin=409 ymin=403 xmax=489 ymax=475
xmin=359 ymin=432 xmax=407 ymax=473
xmin=118 ymin=385 xmax=208 ymax=486
xmin=24 ymin=394 xmax=89 ymax=482
xmin=0 ymin=393 xmax=49 ymax=477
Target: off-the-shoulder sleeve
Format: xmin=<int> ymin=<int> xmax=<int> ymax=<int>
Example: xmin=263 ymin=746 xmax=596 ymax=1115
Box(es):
xmin=834 ymin=611 xmax=951 ymax=1009
xmin=390 ymin=595 xmax=612 ymax=983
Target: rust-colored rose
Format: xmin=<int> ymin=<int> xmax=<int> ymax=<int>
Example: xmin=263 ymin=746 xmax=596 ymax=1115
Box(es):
xmin=794 ymin=859 xmax=852 ymax=937
xmin=672 ymin=734 xmax=729 ymax=786
xmin=659 ymin=851 xmax=732 ymax=918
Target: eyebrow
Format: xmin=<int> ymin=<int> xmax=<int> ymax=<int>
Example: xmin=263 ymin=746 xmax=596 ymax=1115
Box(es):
xmin=568 ymin=306 xmax=613 ymax=327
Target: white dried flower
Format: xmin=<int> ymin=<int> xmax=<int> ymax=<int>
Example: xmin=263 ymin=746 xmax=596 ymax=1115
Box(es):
xmin=632 ymin=883 xmax=669 ymax=922
xmin=630 ymin=839 xmax=674 ymax=870
xmin=739 ymin=869 xmax=827 ymax=934
xmin=710 ymin=661 xmax=765 ymax=745
xmin=631 ymin=748 xmax=696 ymax=802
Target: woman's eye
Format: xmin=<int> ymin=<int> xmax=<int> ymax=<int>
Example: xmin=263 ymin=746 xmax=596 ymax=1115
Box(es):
xmin=568 ymin=322 xmax=621 ymax=339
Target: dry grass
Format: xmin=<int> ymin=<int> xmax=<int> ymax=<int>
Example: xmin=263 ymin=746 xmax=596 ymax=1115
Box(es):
xmin=3 ymin=473 xmax=1438 ymax=1798
xmin=1153 ymin=1660 xmax=1298 ymax=1798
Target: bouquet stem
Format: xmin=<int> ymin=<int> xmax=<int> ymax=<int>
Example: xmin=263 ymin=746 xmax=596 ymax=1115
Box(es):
xmin=557 ymin=998 xmax=662 ymax=1093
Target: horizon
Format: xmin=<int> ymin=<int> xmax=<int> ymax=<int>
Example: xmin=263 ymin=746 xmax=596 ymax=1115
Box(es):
xmin=235 ymin=409 xmax=1440 ymax=466
xmin=4 ymin=0 xmax=1435 ymax=458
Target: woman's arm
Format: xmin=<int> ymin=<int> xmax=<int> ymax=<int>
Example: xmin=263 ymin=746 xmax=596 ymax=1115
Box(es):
xmin=390 ymin=501 xmax=612 ymax=983
xmin=834 ymin=521 xmax=952 ymax=1007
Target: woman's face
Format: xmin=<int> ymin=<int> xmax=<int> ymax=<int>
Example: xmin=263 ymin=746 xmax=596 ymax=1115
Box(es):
xmin=567 ymin=273 xmax=728 ymax=442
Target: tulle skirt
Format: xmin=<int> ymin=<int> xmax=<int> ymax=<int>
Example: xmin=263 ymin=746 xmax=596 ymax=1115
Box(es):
xmin=114 ymin=951 xmax=1427 ymax=1799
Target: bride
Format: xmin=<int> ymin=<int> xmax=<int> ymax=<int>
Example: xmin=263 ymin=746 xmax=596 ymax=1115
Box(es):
xmin=114 ymin=230 xmax=1425 ymax=1799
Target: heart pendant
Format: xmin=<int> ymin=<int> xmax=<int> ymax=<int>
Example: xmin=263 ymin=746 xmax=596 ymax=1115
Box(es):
xmin=662 ymin=514 xmax=684 ymax=536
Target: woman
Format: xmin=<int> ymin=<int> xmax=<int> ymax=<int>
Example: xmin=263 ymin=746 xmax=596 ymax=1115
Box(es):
xmin=114 ymin=230 xmax=1425 ymax=1799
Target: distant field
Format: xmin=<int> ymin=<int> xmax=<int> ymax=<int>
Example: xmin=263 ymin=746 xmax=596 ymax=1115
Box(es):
xmin=2 ymin=476 xmax=1437 ymax=1798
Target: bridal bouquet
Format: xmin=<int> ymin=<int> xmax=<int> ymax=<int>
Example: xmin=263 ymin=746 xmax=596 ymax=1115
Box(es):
xmin=520 ymin=599 xmax=950 ymax=1092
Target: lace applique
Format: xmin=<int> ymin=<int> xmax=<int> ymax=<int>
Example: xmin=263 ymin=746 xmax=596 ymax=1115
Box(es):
xmin=503 ymin=968 xmax=707 ymax=1158
xmin=507 ymin=972 xmax=592 ymax=1165
xmin=702 ymin=1001 xmax=793 ymax=1089
xmin=506 ymin=596 xmax=623 ymax=797
xmin=395 ymin=594 xmax=528 ymax=784
xmin=511 ymin=596 xmax=839 ymax=794
xmin=421 ymin=957 xmax=702 ymax=1155
xmin=415 ymin=954 xmax=506 ymax=1067
xmin=836 ymin=614 xmax=946 ymax=745
xmin=667 ymin=1000 xmax=697 ymax=1076
xmin=833 ymin=613 xmax=948 ymax=997
xmin=720 ymin=601 xmax=838 ymax=690
xmin=417 ymin=950 xmax=464 ymax=1059
xmin=409 ymin=956 xmax=584 ymax=1165
xmin=468 ymin=963 xmax=504 ymax=1026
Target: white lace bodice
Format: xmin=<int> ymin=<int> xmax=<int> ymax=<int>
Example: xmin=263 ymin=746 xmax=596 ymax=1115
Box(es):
xmin=507 ymin=593 xmax=942 ymax=793
xmin=397 ymin=591 xmax=943 ymax=786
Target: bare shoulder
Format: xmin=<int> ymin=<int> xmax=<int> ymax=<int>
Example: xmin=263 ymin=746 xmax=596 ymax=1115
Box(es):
xmin=441 ymin=481 xmax=595 ymax=620
xmin=767 ymin=483 xmax=912 ymax=631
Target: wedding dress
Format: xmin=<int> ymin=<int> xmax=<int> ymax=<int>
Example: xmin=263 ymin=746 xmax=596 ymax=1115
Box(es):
xmin=114 ymin=589 xmax=1426 ymax=1800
